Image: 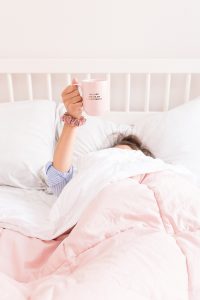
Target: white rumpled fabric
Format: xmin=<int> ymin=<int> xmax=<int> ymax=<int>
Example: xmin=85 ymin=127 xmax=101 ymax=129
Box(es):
xmin=0 ymin=148 xmax=194 ymax=240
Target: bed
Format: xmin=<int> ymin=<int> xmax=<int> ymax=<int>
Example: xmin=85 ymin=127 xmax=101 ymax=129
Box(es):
xmin=0 ymin=59 xmax=200 ymax=300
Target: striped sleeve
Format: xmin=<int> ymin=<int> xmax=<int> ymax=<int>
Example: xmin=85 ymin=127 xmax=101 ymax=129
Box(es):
xmin=45 ymin=161 xmax=74 ymax=197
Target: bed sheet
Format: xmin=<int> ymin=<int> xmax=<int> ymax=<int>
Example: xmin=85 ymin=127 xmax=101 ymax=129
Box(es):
xmin=0 ymin=185 xmax=56 ymax=236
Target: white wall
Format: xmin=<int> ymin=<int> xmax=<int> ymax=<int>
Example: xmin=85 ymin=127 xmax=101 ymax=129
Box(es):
xmin=0 ymin=0 xmax=200 ymax=59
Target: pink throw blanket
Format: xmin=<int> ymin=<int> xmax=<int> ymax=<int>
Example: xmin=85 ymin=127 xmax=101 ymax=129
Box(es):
xmin=0 ymin=170 xmax=199 ymax=299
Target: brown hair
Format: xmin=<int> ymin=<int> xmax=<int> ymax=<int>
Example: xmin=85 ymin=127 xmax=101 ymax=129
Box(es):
xmin=112 ymin=134 xmax=155 ymax=158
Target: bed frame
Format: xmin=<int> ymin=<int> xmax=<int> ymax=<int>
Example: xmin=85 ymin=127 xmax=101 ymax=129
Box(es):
xmin=0 ymin=59 xmax=200 ymax=124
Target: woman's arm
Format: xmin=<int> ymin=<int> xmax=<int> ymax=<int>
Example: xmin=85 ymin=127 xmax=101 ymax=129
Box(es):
xmin=52 ymin=125 xmax=77 ymax=172
xmin=45 ymin=78 xmax=83 ymax=196
xmin=52 ymin=78 xmax=83 ymax=172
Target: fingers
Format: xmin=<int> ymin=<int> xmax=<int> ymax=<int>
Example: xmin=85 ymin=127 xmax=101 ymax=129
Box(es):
xmin=62 ymin=76 xmax=80 ymax=94
xmin=74 ymin=102 xmax=83 ymax=108
xmin=62 ymin=85 xmax=82 ymax=104
xmin=63 ymin=95 xmax=82 ymax=106
xmin=61 ymin=84 xmax=77 ymax=96
xmin=64 ymin=88 xmax=79 ymax=99
xmin=61 ymin=79 xmax=83 ymax=117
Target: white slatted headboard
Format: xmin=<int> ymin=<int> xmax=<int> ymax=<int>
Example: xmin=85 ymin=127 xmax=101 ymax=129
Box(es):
xmin=1 ymin=59 xmax=200 ymax=124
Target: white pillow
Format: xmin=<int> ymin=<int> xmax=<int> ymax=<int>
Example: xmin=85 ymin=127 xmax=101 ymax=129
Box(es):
xmin=0 ymin=100 xmax=56 ymax=190
xmin=134 ymin=97 xmax=200 ymax=186
xmin=55 ymin=103 xmax=132 ymax=166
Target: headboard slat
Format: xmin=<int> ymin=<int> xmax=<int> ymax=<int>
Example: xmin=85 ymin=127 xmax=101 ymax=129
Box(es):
xmin=125 ymin=73 xmax=131 ymax=112
xmin=46 ymin=74 xmax=53 ymax=101
xmin=6 ymin=74 xmax=14 ymax=102
xmin=144 ymin=73 xmax=151 ymax=112
xmin=184 ymin=73 xmax=191 ymax=103
xmin=164 ymin=73 xmax=171 ymax=111
xmin=27 ymin=74 xmax=33 ymax=101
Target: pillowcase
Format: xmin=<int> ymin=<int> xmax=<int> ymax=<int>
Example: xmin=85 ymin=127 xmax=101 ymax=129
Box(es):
xmin=134 ymin=97 xmax=200 ymax=186
xmin=0 ymin=100 xmax=56 ymax=190
xmin=55 ymin=103 xmax=133 ymax=166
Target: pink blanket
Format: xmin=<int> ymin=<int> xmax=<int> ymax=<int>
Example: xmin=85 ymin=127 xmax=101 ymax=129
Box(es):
xmin=0 ymin=170 xmax=199 ymax=299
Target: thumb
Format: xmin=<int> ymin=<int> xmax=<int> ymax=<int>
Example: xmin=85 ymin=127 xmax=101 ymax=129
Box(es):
xmin=71 ymin=77 xmax=79 ymax=85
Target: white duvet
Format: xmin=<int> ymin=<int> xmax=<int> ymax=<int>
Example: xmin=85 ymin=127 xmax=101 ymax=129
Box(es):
xmin=0 ymin=148 xmax=195 ymax=240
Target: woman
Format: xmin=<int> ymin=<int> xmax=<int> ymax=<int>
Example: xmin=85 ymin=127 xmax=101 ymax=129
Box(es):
xmin=45 ymin=79 xmax=154 ymax=197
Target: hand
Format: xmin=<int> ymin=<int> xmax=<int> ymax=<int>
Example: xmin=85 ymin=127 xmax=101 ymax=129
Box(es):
xmin=61 ymin=78 xmax=83 ymax=119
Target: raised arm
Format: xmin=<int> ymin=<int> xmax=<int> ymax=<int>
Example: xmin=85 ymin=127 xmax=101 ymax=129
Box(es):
xmin=52 ymin=78 xmax=83 ymax=172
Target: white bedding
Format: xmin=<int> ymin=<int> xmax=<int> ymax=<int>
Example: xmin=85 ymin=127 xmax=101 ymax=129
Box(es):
xmin=0 ymin=186 xmax=56 ymax=236
xmin=0 ymin=100 xmax=56 ymax=190
xmin=0 ymin=148 xmax=195 ymax=240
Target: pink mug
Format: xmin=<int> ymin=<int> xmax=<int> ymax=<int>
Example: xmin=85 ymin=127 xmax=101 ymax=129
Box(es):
xmin=73 ymin=79 xmax=109 ymax=116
